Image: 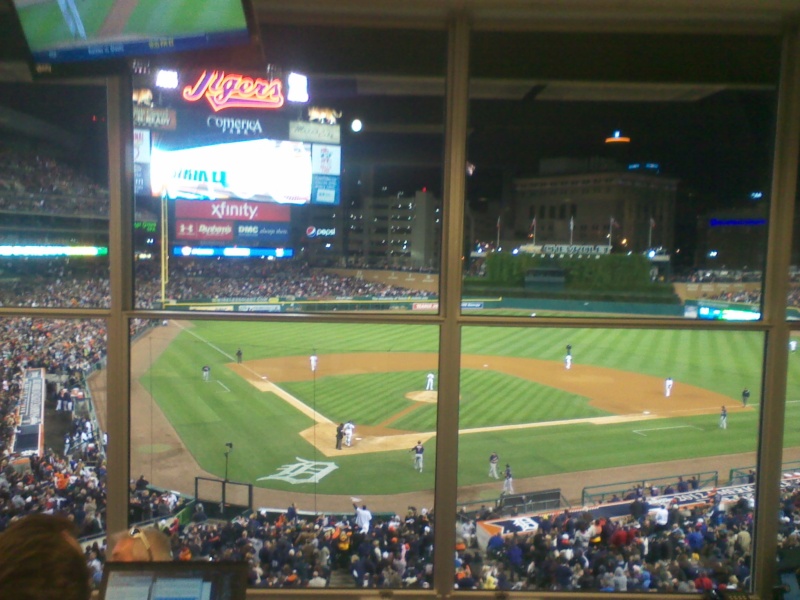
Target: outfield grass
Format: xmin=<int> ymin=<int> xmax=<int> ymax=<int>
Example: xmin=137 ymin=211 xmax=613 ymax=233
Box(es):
xmin=128 ymin=0 xmax=248 ymax=37
xmin=18 ymin=0 xmax=114 ymax=50
xmin=140 ymin=321 xmax=781 ymax=495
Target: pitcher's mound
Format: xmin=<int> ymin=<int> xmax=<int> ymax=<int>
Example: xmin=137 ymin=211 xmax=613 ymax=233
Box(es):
xmin=406 ymin=390 xmax=438 ymax=403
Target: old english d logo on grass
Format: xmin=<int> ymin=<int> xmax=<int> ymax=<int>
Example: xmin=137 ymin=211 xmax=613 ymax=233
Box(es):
xmin=257 ymin=458 xmax=338 ymax=485
xmin=183 ymin=71 xmax=285 ymax=112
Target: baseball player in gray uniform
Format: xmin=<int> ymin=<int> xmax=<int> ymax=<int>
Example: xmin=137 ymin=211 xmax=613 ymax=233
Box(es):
xmin=411 ymin=441 xmax=424 ymax=472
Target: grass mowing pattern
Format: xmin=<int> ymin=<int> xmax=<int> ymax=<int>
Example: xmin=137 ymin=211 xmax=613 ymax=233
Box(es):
xmin=142 ymin=321 xmax=773 ymax=494
xmin=283 ymin=371 xmax=421 ymax=427
xmin=18 ymin=0 xmax=115 ymax=48
xmin=128 ymin=0 xmax=247 ymax=37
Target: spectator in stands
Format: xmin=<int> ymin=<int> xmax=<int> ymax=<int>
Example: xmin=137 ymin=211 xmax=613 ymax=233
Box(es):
xmin=0 ymin=513 xmax=91 ymax=600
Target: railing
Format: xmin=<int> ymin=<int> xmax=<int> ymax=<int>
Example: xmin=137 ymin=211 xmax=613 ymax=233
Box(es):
xmin=582 ymin=470 xmax=718 ymax=505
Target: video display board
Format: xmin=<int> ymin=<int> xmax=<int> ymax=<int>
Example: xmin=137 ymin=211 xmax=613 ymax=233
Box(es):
xmin=132 ymin=68 xmax=341 ymax=256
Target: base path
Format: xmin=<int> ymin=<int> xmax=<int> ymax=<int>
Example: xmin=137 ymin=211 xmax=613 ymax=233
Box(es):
xmin=99 ymin=0 xmax=141 ymax=37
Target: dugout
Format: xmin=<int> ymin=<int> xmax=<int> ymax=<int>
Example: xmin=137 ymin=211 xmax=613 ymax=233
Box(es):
xmin=496 ymin=488 xmax=564 ymax=515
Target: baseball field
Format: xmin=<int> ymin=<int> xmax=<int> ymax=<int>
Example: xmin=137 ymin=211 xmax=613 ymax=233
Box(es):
xmin=125 ymin=319 xmax=800 ymax=508
xmin=15 ymin=0 xmax=245 ymax=51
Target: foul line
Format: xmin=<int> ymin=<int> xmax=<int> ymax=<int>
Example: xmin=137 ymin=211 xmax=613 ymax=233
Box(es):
xmin=216 ymin=381 xmax=230 ymax=392
xmin=175 ymin=322 xmax=331 ymax=424
xmin=632 ymin=425 xmax=703 ymax=437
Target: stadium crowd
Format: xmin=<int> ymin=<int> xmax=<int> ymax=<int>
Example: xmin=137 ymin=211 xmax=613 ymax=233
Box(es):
xmin=0 ymin=144 xmax=108 ymax=217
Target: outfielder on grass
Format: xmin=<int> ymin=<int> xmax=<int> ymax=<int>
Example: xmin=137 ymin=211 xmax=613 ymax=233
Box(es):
xmin=411 ymin=441 xmax=424 ymax=472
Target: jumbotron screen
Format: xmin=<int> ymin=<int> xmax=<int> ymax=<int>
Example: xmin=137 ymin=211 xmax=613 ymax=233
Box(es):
xmin=132 ymin=68 xmax=342 ymax=256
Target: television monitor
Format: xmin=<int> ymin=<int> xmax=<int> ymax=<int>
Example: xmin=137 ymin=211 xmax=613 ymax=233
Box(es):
xmin=98 ymin=560 xmax=248 ymax=600
xmin=9 ymin=0 xmax=257 ymax=76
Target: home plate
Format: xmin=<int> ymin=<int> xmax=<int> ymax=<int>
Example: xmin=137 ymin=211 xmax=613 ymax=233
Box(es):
xmin=483 ymin=364 xmax=489 ymax=367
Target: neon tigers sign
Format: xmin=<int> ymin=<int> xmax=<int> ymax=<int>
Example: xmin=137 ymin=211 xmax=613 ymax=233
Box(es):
xmin=182 ymin=71 xmax=284 ymax=112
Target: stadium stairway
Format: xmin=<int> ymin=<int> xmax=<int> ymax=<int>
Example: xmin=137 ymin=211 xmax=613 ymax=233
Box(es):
xmin=329 ymin=568 xmax=354 ymax=588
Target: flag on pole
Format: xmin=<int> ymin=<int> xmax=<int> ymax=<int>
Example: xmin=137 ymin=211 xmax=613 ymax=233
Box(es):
xmin=569 ymin=216 xmax=574 ymax=232
xmin=611 ymin=217 xmax=620 ymax=229
xmin=496 ymin=216 xmax=501 ymax=231
xmin=650 ymin=217 xmax=656 ymax=229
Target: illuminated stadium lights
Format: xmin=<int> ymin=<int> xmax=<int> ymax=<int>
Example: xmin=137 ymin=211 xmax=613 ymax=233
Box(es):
xmin=155 ymin=70 xmax=179 ymax=89
xmin=287 ymin=72 xmax=309 ymax=103
xmin=351 ymin=119 xmax=363 ymax=133
xmin=605 ymin=130 xmax=630 ymax=143
xmin=0 ymin=245 xmax=108 ymax=257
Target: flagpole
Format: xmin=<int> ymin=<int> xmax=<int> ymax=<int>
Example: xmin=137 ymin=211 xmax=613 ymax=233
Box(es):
xmin=569 ymin=216 xmax=574 ymax=247
xmin=608 ymin=217 xmax=613 ymax=252
xmin=496 ymin=216 xmax=501 ymax=250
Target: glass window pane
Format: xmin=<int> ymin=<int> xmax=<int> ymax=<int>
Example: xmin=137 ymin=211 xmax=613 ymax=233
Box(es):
xmin=132 ymin=320 xmax=438 ymax=587
xmin=0 ymin=318 xmax=107 ymax=538
xmin=458 ymin=325 xmax=762 ymax=592
xmin=133 ymin=26 xmax=446 ymax=314
xmin=0 ymin=82 xmax=110 ymax=308
xmin=463 ymin=32 xmax=780 ymax=320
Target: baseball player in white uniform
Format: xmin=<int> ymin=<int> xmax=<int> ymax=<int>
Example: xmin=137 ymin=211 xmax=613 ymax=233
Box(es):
xmin=425 ymin=372 xmax=435 ymax=391
xmin=488 ymin=452 xmax=500 ymax=479
xmin=343 ymin=421 xmax=355 ymax=446
xmin=664 ymin=377 xmax=673 ymax=397
xmin=565 ymin=354 xmax=572 ymax=370
xmin=202 ymin=365 xmax=210 ymax=382
xmin=310 ymin=352 xmax=318 ymax=372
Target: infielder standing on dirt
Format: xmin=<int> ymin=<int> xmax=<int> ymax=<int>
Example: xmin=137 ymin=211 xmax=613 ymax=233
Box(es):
xmin=503 ymin=464 xmax=514 ymax=494
xmin=425 ymin=372 xmax=435 ymax=391
xmin=664 ymin=377 xmax=673 ymax=397
xmin=488 ymin=452 xmax=500 ymax=479
xmin=565 ymin=354 xmax=572 ymax=370
xmin=411 ymin=441 xmax=424 ymax=472
xmin=310 ymin=352 xmax=318 ymax=373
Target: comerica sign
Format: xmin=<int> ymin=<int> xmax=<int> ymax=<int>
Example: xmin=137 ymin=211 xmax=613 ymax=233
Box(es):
xmin=183 ymin=71 xmax=285 ymax=112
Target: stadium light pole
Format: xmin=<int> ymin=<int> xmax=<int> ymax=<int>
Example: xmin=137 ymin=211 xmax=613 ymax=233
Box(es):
xmin=224 ymin=442 xmax=233 ymax=481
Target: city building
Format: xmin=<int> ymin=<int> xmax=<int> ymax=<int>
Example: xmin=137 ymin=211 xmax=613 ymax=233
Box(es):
xmin=513 ymin=158 xmax=678 ymax=253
